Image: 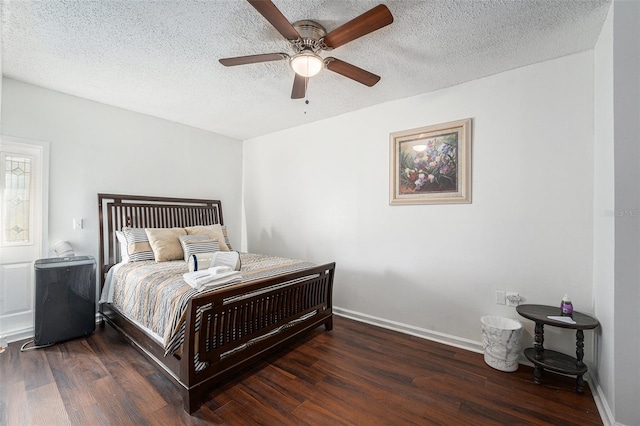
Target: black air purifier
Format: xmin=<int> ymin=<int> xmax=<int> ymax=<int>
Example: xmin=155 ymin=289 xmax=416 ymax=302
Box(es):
xmin=34 ymin=256 xmax=96 ymax=346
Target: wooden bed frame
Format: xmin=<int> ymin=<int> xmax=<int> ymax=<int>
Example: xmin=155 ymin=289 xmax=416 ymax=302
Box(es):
xmin=98 ymin=194 xmax=335 ymax=413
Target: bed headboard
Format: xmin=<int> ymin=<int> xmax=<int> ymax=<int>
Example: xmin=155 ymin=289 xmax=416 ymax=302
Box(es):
xmin=98 ymin=193 xmax=224 ymax=287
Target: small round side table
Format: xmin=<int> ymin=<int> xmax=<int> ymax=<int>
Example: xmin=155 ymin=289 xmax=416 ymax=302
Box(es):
xmin=516 ymin=304 xmax=599 ymax=392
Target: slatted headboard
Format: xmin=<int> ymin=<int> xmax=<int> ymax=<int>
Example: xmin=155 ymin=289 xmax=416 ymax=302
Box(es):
xmin=98 ymin=193 xmax=223 ymax=287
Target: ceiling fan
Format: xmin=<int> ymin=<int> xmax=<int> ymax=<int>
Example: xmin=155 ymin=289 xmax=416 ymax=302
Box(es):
xmin=219 ymin=0 xmax=394 ymax=99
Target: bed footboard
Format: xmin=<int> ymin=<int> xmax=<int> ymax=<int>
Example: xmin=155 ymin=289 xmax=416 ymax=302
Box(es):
xmin=180 ymin=262 xmax=335 ymax=413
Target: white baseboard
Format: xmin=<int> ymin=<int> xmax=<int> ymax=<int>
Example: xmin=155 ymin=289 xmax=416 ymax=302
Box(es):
xmin=589 ymin=375 xmax=617 ymax=426
xmin=2 ymin=326 xmax=34 ymax=344
xmin=333 ymin=306 xmax=484 ymax=354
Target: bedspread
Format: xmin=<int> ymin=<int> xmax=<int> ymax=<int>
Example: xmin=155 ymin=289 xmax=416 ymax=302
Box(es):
xmin=108 ymin=253 xmax=315 ymax=354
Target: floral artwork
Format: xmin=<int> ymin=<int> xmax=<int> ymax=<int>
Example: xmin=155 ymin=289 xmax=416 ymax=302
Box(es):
xmin=389 ymin=118 xmax=472 ymax=205
xmin=399 ymin=133 xmax=458 ymax=194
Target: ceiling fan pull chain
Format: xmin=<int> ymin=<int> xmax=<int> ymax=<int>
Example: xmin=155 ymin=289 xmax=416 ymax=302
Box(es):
xmin=304 ymin=77 xmax=310 ymax=114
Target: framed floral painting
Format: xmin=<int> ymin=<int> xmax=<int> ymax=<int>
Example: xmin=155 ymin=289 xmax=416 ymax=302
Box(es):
xmin=389 ymin=118 xmax=472 ymax=205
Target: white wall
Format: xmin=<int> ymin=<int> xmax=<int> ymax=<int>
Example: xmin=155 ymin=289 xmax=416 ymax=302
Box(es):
xmin=1 ymin=78 xmax=244 ymax=264
xmin=244 ymin=52 xmax=596 ymax=360
xmin=612 ymin=1 xmax=640 ymax=424
xmin=1 ymin=7 xmax=4 ymax=134
xmin=593 ymin=2 xmax=615 ymax=420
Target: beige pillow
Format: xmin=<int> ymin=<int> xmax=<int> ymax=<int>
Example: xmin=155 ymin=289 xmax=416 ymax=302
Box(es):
xmin=145 ymin=227 xmax=187 ymax=262
xmin=184 ymin=224 xmax=230 ymax=251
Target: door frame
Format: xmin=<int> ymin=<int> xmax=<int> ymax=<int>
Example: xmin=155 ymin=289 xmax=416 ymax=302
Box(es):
xmin=0 ymin=134 xmax=50 ymax=345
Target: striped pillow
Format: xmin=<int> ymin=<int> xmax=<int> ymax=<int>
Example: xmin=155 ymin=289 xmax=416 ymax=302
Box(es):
xmin=122 ymin=227 xmax=155 ymax=262
xmin=179 ymin=235 xmax=220 ymax=261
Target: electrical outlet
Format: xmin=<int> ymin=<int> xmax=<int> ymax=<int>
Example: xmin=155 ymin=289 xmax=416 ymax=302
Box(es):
xmin=506 ymin=292 xmax=520 ymax=307
xmin=496 ymin=291 xmax=506 ymax=305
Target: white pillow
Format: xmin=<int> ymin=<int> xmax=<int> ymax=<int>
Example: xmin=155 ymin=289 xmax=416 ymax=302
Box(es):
xmin=115 ymin=230 xmax=130 ymax=263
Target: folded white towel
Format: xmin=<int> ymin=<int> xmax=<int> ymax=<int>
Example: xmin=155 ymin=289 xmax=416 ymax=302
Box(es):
xmin=183 ymin=267 xmax=242 ymax=291
xmin=207 ymin=266 xmax=232 ymax=274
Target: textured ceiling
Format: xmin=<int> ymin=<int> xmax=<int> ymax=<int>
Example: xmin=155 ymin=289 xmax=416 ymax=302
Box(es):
xmin=1 ymin=0 xmax=610 ymax=140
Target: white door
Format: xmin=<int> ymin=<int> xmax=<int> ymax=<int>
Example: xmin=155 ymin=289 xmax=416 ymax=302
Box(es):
xmin=0 ymin=137 xmax=49 ymax=346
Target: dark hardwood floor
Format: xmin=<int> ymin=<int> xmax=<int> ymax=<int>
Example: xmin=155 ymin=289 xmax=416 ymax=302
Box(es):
xmin=0 ymin=316 xmax=602 ymax=425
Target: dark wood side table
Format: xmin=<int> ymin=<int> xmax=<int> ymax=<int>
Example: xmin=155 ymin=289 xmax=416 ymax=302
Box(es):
xmin=516 ymin=304 xmax=599 ymax=393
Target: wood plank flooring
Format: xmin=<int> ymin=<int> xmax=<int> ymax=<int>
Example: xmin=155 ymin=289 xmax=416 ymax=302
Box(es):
xmin=0 ymin=316 xmax=602 ymax=425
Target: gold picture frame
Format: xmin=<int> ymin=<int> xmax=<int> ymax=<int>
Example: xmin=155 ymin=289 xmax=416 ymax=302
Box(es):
xmin=389 ymin=118 xmax=472 ymax=205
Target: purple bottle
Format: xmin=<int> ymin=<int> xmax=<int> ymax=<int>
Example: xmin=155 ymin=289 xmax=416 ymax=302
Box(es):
xmin=561 ymin=294 xmax=573 ymax=316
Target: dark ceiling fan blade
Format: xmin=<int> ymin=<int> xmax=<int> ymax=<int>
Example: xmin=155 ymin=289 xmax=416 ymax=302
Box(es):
xmin=323 ymin=4 xmax=393 ymax=49
xmin=247 ymin=0 xmax=300 ymax=41
xmin=325 ymin=58 xmax=381 ymax=87
xmin=291 ymin=74 xmax=307 ymax=99
xmin=219 ymin=53 xmax=288 ymax=66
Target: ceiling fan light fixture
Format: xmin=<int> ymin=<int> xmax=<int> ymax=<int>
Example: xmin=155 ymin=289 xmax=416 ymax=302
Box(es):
xmin=290 ymin=51 xmax=324 ymax=77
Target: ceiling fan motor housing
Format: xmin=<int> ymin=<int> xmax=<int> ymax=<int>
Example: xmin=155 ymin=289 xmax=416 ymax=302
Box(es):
xmin=292 ymin=20 xmax=327 ymax=52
